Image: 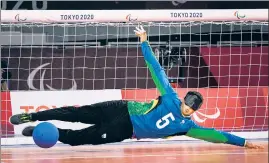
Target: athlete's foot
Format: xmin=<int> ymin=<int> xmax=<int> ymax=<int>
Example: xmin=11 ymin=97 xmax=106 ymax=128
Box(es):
xmin=22 ymin=126 xmax=35 ymax=136
xmin=9 ymin=113 xmax=33 ymax=125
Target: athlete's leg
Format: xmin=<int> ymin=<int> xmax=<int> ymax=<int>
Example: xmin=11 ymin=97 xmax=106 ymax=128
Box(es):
xmin=21 ymin=111 xmax=133 ymax=146
xmin=58 ymin=103 xmax=133 ymax=146
xmin=58 ymin=124 xmax=131 ymax=146
xmin=10 ymin=100 xmax=128 ymax=125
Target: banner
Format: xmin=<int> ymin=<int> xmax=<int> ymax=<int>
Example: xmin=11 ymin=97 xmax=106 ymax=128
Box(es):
xmin=1 ymin=9 xmax=268 ymax=22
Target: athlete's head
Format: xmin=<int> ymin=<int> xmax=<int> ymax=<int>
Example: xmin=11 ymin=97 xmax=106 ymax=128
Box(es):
xmin=181 ymin=91 xmax=203 ymax=116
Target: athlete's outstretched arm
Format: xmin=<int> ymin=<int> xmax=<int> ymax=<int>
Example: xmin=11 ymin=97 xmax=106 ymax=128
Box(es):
xmin=134 ymin=26 xmax=175 ymax=96
xmin=186 ymin=121 xmax=264 ymax=149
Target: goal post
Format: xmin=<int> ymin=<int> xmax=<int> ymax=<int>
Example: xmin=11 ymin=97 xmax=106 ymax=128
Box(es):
xmin=0 ymin=9 xmax=268 ymax=146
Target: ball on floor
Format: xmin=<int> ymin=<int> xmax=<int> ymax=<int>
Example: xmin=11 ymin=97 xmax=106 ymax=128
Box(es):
xmin=33 ymin=122 xmax=59 ymax=148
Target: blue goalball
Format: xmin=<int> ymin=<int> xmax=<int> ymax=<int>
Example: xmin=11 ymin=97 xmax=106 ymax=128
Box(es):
xmin=33 ymin=122 xmax=59 ymax=148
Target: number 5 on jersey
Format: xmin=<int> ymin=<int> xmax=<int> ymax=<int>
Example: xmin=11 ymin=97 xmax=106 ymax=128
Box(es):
xmin=156 ymin=113 xmax=175 ymax=129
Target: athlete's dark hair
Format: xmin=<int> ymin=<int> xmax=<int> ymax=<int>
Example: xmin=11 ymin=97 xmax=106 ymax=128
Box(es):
xmin=184 ymin=91 xmax=203 ymax=111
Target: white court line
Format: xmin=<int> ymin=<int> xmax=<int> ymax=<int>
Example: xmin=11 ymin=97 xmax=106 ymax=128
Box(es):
xmin=2 ymin=151 xmax=268 ymax=161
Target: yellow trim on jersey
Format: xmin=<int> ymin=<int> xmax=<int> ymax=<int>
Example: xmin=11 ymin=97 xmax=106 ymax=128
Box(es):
xmin=164 ymin=136 xmax=173 ymax=139
xmin=144 ymin=99 xmax=159 ymax=114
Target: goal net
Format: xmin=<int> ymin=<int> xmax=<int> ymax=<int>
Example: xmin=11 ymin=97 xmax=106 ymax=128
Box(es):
xmin=1 ymin=9 xmax=268 ymax=145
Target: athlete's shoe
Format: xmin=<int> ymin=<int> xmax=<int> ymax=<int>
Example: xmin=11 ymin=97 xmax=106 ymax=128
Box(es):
xmin=22 ymin=126 xmax=35 ymax=136
xmin=9 ymin=113 xmax=32 ymax=125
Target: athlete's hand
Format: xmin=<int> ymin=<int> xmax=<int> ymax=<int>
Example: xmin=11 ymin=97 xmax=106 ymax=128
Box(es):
xmin=245 ymin=141 xmax=264 ymax=149
xmin=134 ymin=26 xmax=147 ymax=43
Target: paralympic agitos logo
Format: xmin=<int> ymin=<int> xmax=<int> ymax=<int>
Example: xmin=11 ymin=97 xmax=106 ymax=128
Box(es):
xmin=15 ymin=14 xmax=27 ymax=22
xmin=27 ymin=63 xmax=77 ymax=91
xmin=126 ymin=14 xmax=138 ymax=22
xmin=192 ymin=108 xmax=220 ymax=123
xmin=234 ymin=11 xmax=246 ymax=19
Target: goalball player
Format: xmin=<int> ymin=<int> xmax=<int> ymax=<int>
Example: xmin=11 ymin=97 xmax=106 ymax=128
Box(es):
xmin=10 ymin=26 xmax=263 ymax=149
